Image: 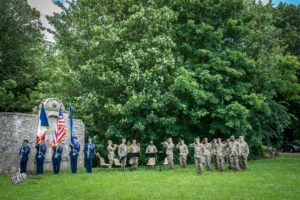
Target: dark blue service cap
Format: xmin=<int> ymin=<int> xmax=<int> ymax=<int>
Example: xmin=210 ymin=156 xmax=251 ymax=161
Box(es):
xmin=23 ymin=139 xmax=29 ymax=143
xmin=88 ymin=136 xmax=93 ymax=139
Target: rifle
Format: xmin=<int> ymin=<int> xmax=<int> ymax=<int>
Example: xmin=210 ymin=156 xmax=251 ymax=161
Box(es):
xmin=54 ymin=145 xmax=58 ymax=159
xmin=87 ymin=144 xmax=90 ymax=159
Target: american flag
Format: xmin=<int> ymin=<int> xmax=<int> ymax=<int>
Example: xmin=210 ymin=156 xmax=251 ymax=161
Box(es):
xmin=52 ymin=107 xmax=67 ymax=148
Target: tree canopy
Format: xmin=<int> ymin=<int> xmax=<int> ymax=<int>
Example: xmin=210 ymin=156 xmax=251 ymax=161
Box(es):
xmin=0 ymin=0 xmax=45 ymax=112
xmin=1 ymin=0 xmax=299 ymax=155
xmin=35 ymin=0 xmax=298 ymax=146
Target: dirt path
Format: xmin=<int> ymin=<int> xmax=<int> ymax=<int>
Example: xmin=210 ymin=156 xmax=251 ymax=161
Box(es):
xmin=281 ymin=153 xmax=300 ymax=155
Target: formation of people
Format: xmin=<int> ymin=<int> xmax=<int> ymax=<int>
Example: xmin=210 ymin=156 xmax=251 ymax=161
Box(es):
xmin=159 ymin=135 xmax=249 ymax=175
xmin=20 ymin=137 xmax=81 ymax=175
xmin=19 ymin=135 xmax=249 ymax=176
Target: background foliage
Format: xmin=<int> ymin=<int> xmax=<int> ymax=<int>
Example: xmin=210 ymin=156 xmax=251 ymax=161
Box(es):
xmin=1 ymin=0 xmax=299 ymax=161
xmin=0 ymin=0 xmax=45 ymax=112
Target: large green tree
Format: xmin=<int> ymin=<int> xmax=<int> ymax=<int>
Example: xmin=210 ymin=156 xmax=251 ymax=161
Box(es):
xmin=0 ymin=0 xmax=45 ymax=112
xmin=39 ymin=0 xmax=295 ymax=158
xmin=271 ymin=2 xmax=300 ymax=140
xmin=170 ymin=0 xmax=293 ymax=145
xmin=46 ymin=0 xmax=178 ymax=144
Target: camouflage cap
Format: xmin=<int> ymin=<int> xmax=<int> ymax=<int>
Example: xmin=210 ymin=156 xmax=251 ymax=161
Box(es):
xmin=239 ymin=136 xmax=244 ymax=139
xmin=203 ymin=138 xmax=208 ymax=141
xmin=107 ymin=140 xmax=112 ymax=144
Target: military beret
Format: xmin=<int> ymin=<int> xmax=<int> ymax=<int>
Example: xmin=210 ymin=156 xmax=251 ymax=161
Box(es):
xmin=74 ymin=137 xmax=78 ymax=139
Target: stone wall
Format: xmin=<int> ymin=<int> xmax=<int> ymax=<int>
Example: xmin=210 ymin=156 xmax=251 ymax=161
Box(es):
xmin=0 ymin=99 xmax=85 ymax=174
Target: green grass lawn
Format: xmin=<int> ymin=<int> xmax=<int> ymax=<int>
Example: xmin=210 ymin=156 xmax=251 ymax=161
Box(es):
xmin=1 ymin=154 xmax=300 ymax=200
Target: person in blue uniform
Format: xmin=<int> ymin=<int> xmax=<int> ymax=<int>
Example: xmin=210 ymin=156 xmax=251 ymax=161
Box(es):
xmin=84 ymin=136 xmax=95 ymax=173
xmin=35 ymin=138 xmax=47 ymax=174
xmin=69 ymin=137 xmax=80 ymax=173
xmin=19 ymin=139 xmax=31 ymax=173
xmin=52 ymin=140 xmax=63 ymax=174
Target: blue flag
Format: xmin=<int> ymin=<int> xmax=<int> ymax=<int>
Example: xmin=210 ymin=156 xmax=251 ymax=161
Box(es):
xmin=70 ymin=105 xmax=75 ymax=147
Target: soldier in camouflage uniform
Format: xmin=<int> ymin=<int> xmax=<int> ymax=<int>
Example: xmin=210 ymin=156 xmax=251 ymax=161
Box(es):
xmin=238 ymin=136 xmax=249 ymax=170
xmin=107 ymin=140 xmax=117 ymax=172
xmin=211 ymin=139 xmax=218 ymax=170
xmin=118 ymin=138 xmax=127 ymax=172
xmin=202 ymin=138 xmax=211 ymax=171
xmin=146 ymin=141 xmax=157 ymax=167
xmin=163 ymin=138 xmax=174 ymax=170
xmin=130 ymin=140 xmax=140 ymax=170
xmin=224 ymin=139 xmax=231 ymax=170
xmin=190 ymin=138 xmax=204 ymax=175
xmin=226 ymin=135 xmax=240 ymax=172
xmin=176 ymin=140 xmax=188 ymax=168
xmin=215 ymin=138 xmax=225 ymax=172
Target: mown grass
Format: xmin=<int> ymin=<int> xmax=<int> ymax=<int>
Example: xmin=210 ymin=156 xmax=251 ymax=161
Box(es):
xmin=0 ymin=154 xmax=299 ymax=200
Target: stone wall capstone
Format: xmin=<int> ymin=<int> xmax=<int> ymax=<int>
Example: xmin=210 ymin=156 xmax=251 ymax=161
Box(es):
xmin=0 ymin=98 xmax=85 ymax=174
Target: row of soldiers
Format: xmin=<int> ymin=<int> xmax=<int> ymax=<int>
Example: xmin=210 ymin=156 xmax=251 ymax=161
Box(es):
xmin=19 ymin=135 xmax=248 ymax=176
xmin=106 ymin=135 xmax=249 ymax=175
xmin=171 ymin=135 xmax=249 ymax=175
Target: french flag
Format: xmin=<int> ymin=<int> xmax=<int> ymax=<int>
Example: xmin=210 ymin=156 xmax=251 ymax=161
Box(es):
xmin=36 ymin=104 xmax=49 ymax=144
